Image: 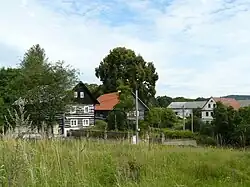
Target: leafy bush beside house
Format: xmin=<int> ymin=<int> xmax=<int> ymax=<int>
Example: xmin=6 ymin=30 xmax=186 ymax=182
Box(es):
xmin=145 ymin=107 xmax=177 ymax=128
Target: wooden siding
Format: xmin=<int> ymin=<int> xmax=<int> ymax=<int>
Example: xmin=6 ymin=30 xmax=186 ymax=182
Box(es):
xmin=64 ymin=104 xmax=95 ymax=128
xmin=72 ymin=82 xmax=99 ymax=105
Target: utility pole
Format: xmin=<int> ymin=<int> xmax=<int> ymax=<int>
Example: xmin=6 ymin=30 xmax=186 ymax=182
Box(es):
xmin=191 ymin=110 xmax=194 ymax=133
xmin=135 ymin=89 xmax=139 ymax=144
xmin=182 ymin=105 xmax=185 ymax=130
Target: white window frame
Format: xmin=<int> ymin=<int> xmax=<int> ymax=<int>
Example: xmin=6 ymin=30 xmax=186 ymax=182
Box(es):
xmin=82 ymin=119 xmax=89 ymax=126
xmin=70 ymin=106 xmax=77 ymax=114
xmin=133 ymin=110 xmax=139 ymax=117
xmin=74 ymin=92 xmax=78 ymax=98
xmin=80 ymin=92 xmax=84 ymax=98
xmin=70 ymin=119 xmax=78 ymax=127
xmin=84 ymin=106 xmax=89 ymax=113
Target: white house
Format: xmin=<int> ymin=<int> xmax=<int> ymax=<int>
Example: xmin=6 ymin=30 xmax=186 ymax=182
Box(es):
xmin=168 ymin=97 xmax=240 ymax=122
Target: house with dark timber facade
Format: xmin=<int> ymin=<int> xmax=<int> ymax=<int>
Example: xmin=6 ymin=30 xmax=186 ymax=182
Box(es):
xmin=63 ymin=81 xmax=99 ymax=136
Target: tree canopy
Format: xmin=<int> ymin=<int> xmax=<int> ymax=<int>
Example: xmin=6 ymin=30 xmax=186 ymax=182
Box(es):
xmin=95 ymin=47 xmax=158 ymax=104
xmin=10 ymin=44 xmax=78 ymax=131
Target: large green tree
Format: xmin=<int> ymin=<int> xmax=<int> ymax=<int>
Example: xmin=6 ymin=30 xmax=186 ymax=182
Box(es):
xmin=107 ymin=84 xmax=134 ymax=131
xmin=95 ymin=47 xmax=158 ymax=104
xmin=0 ymin=67 xmax=21 ymax=129
xmin=85 ymin=83 xmax=104 ymax=98
xmin=14 ymin=44 xmax=78 ymax=132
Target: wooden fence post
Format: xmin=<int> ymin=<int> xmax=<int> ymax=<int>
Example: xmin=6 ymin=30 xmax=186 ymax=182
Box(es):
xmin=104 ymin=130 xmax=107 ymax=140
xmin=161 ymin=132 xmax=165 ymax=144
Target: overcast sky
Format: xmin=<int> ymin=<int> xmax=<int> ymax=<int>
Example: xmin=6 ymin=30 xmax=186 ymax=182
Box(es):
xmin=0 ymin=0 xmax=250 ymax=98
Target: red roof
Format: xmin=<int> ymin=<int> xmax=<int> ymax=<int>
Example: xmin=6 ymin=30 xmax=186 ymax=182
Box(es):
xmin=213 ymin=97 xmax=241 ymax=110
xmin=95 ymin=92 xmax=120 ymax=110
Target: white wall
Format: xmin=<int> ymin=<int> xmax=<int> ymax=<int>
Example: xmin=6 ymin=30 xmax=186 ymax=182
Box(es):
xmin=172 ymin=109 xmax=192 ymax=118
xmin=201 ymin=98 xmax=216 ymax=121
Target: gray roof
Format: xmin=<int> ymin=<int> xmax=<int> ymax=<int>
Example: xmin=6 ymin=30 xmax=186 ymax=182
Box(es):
xmin=168 ymin=101 xmax=207 ymax=109
xmin=184 ymin=101 xmax=206 ymax=109
xmin=238 ymin=100 xmax=250 ymax=108
xmin=168 ymin=102 xmax=186 ymax=109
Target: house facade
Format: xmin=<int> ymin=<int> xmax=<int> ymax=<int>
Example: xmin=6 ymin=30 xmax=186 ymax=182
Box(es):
xmin=168 ymin=97 xmax=240 ymax=122
xmin=95 ymin=92 xmax=149 ymax=121
xmin=63 ymin=81 xmax=99 ymax=136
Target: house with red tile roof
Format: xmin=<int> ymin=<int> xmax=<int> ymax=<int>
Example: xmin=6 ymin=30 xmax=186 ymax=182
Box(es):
xmin=95 ymin=92 xmax=149 ymax=121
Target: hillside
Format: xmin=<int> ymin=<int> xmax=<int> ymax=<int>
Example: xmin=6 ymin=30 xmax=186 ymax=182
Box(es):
xmin=223 ymin=95 xmax=250 ymax=100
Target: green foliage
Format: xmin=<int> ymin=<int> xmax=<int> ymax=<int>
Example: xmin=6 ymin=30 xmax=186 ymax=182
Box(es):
xmin=146 ymin=107 xmax=177 ymax=128
xmin=1 ymin=140 xmax=250 ymax=186
xmin=163 ymin=129 xmax=196 ymax=139
xmin=0 ymin=67 xmax=21 ymax=128
xmin=94 ymin=120 xmax=108 ymax=130
xmin=95 ymin=47 xmax=159 ymax=104
xmin=107 ymin=84 xmax=135 ymax=131
xmin=14 ymin=44 xmax=78 ymax=130
xmin=153 ymin=96 xmax=172 ymax=107
xmin=115 ymin=84 xmax=134 ymax=112
xmin=196 ymin=135 xmax=217 ymax=146
xmin=107 ymin=110 xmax=128 ymax=131
xmin=85 ymin=83 xmax=104 ymax=98
xmin=212 ymin=102 xmax=238 ymax=145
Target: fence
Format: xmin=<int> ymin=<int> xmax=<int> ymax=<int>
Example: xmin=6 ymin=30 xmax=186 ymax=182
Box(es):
xmin=68 ymin=129 xmax=198 ymax=146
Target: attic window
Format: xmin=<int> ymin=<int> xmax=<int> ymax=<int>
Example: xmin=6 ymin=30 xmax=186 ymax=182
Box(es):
xmin=80 ymin=92 xmax=84 ymax=98
xmin=74 ymin=92 xmax=78 ymax=98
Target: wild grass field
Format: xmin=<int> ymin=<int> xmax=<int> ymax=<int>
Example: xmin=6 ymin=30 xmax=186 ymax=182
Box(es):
xmin=0 ymin=139 xmax=250 ymax=187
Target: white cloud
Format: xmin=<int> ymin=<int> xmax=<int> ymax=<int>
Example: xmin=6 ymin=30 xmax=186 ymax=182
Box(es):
xmin=0 ymin=0 xmax=250 ymax=98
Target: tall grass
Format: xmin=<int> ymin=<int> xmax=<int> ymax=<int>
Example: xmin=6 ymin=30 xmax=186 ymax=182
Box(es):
xmin=0 ymin=139 xmax=250 ymax=187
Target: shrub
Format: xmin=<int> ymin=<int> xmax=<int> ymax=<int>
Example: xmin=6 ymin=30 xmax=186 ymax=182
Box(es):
xmin=196 ymin=135 xmax=217 ymax=146
xmin=94 ymin=120 xmax=107 ymax=130
xmin=163 ymin=129 xmax=196 ymax=139
xmin=106 ymin=131 xmax=129 ymax=139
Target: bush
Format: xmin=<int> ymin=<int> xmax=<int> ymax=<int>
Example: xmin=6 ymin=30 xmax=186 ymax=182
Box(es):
xmin=106 ymin=131 xmax=130 ymax=139
xmin=94 ymin=120 xmax=107 ymax=130
xmin=196 ymin=135 xmax=217 ymax=146
xmin=163 ymin=129 xmax=196 ymax=139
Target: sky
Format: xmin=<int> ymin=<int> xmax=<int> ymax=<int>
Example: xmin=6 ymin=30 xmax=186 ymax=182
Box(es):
xmin=0 ymin=0 xmax=250 ymax=98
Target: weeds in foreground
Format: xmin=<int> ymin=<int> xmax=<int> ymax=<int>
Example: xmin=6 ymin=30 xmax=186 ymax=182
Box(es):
xmin=0 ymin=139 xmax=250 ymax=186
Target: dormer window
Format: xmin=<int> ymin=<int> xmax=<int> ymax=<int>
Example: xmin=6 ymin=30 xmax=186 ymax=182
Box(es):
xmin=74 ymin=92 xmax=78 ymax=98
xmin=80 ymin=92 xmax=84 ymax=98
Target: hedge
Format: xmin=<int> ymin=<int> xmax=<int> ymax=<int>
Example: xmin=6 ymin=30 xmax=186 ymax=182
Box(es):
xmin=69 ymin=129 xmax=132 ymax=140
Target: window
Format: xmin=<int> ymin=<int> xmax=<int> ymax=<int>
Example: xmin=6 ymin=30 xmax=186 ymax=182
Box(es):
xmin=211 ymin=112 xmax=214 ymax=116
xmin=82 ymin=119 xmax=89 ymax=126
xmin=74 ymin=92 xmax=78 ymax=98
xmin=80 ymin=92 xmax=84 ymax=98
xmin=84 ymin=106 xmax=89 ymax=113
xmin=213 ymin=104 xmax=216 ymax=108
xmin=206 ymin=112 xmax=209 ymax=116
xmin=70 ymin=106 xmax=77 ymax=114
xmin=208 ymin=104 xmax=211 ymax=108
xmin=70 ymin=119 xmax=78 ymax=126
xmin=134 ymin=110 xmax=139 ymax=116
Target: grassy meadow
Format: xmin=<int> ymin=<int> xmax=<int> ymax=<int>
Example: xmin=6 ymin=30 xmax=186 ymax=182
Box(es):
xmin=0 ymin=139 xmax=250 ymax=187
